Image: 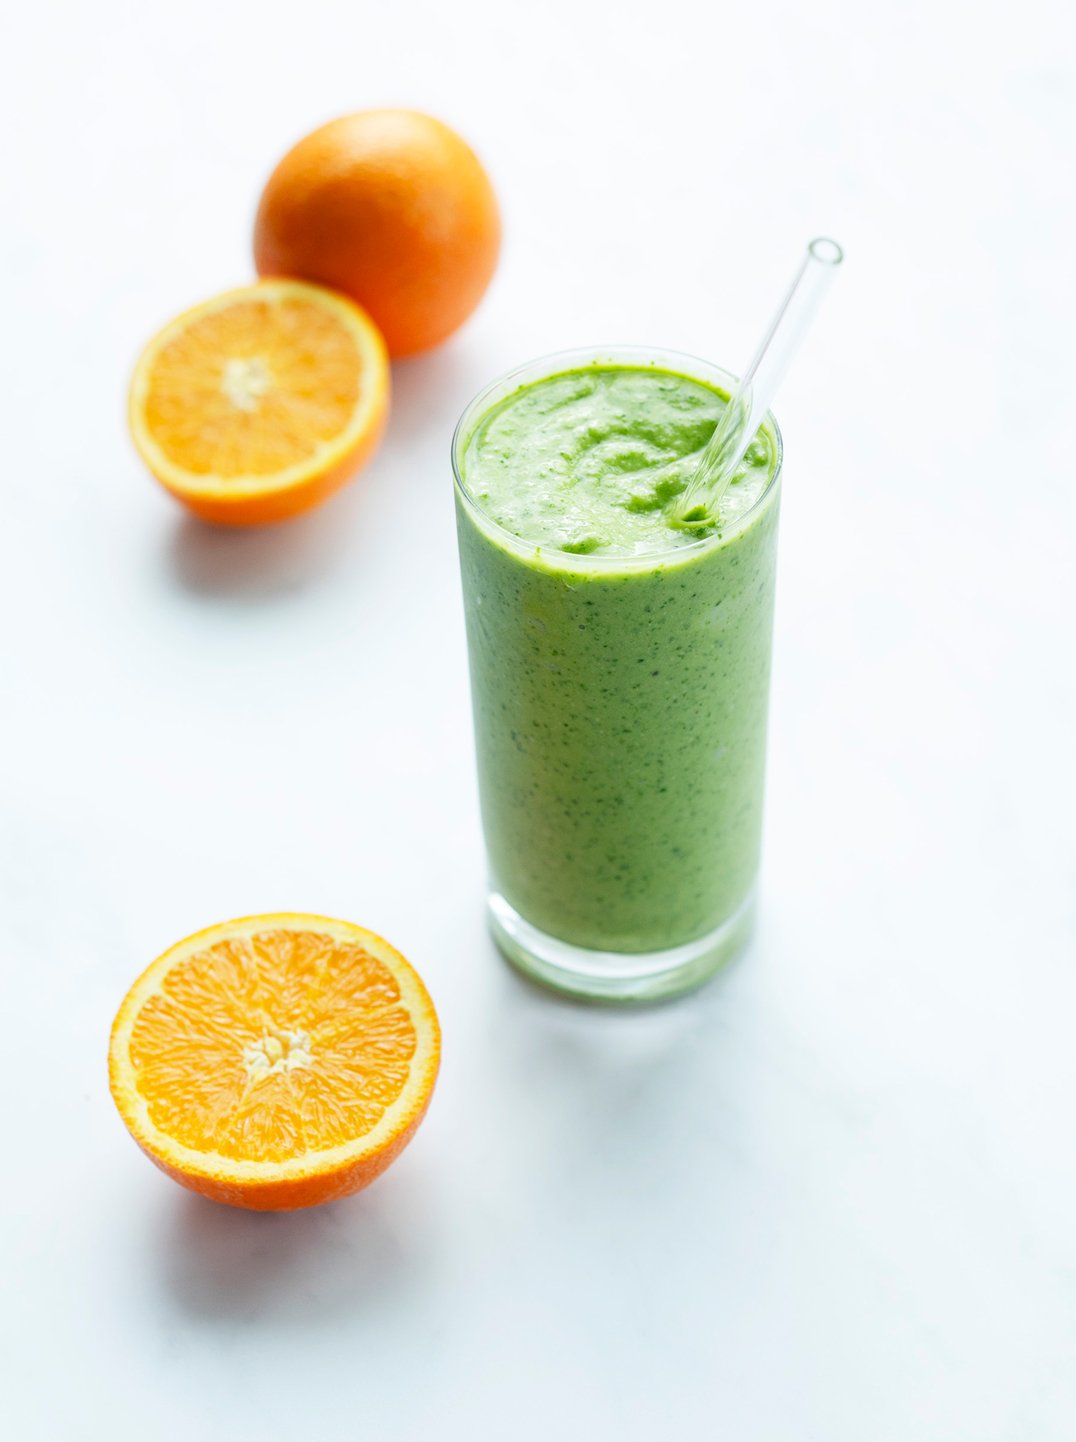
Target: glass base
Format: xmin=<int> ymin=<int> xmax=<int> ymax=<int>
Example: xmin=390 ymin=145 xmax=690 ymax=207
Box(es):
xmin=487 ymin=887 xmax=756 ymax=1003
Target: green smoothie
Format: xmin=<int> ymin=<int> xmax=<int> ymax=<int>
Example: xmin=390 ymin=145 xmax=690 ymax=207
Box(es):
xmin=453 ymin=350 xmax=782 ymax=990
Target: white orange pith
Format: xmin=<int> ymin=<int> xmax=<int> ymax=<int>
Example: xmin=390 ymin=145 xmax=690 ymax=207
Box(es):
xmin=109 ymin=914 xmax=440 ymax=1210
xmin=128 ymin=279 xmax=390 ymax=525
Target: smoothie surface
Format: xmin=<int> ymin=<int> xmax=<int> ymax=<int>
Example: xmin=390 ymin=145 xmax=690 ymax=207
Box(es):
xmin=459 ymin=363 xmax=776 ymax=558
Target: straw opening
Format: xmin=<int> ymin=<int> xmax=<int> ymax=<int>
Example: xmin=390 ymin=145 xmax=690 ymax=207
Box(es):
xmin=809 ymin=237 xmax=844 ymax=265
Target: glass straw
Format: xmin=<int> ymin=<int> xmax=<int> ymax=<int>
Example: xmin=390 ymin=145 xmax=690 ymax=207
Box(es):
xmin=675 ymin=237 xmax=844 ymax=528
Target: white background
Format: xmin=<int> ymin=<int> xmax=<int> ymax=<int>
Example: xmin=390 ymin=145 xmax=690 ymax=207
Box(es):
xmin=3 ymin=1 xmax=1075 ymax=1437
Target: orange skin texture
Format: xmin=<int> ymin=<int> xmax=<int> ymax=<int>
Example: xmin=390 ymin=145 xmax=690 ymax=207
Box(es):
xmin=254 ymin=109 xmax=502 ymax=358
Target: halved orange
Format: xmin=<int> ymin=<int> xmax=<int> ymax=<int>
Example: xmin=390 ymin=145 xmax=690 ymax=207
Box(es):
xmin=109 ymin=914 xmax=440 ymax=1211
xmin=128 ymin=279 xmax=390 ymax=525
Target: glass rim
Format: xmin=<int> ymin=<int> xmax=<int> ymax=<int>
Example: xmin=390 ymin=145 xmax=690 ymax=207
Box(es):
xmin=451 ymin=344 xmax=784 ymax=570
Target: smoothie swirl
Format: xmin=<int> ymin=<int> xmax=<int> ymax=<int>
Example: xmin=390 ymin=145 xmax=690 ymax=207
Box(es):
xmin=459 ymin=364 xmax=775 ymax=558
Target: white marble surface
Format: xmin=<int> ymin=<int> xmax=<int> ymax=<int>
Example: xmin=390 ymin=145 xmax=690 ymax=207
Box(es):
xmin=3 ymin=1 xmax=1075 ymax=1436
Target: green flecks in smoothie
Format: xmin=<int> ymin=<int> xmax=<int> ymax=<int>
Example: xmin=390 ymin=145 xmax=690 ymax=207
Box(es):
xmin=455 ymin=359 xmax=783 ymax=954
xmin=460 ymin=365 xmax=776 ymax=557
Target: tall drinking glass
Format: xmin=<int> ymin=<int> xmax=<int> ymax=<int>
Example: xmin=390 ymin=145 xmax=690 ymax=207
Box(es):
xmin=453 ymin=347 xmax=783 ymax=1001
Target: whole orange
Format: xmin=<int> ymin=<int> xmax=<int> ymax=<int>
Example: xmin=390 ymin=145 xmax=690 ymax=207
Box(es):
xmin=254 ymin=109 xmax=501 ymax=358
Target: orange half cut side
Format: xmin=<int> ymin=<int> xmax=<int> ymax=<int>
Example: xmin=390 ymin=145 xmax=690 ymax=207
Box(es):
xmin=109 ymin=914 xmax=440 ymax=1210
xmin=128 ymin=280 xmax=390 ymax=525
